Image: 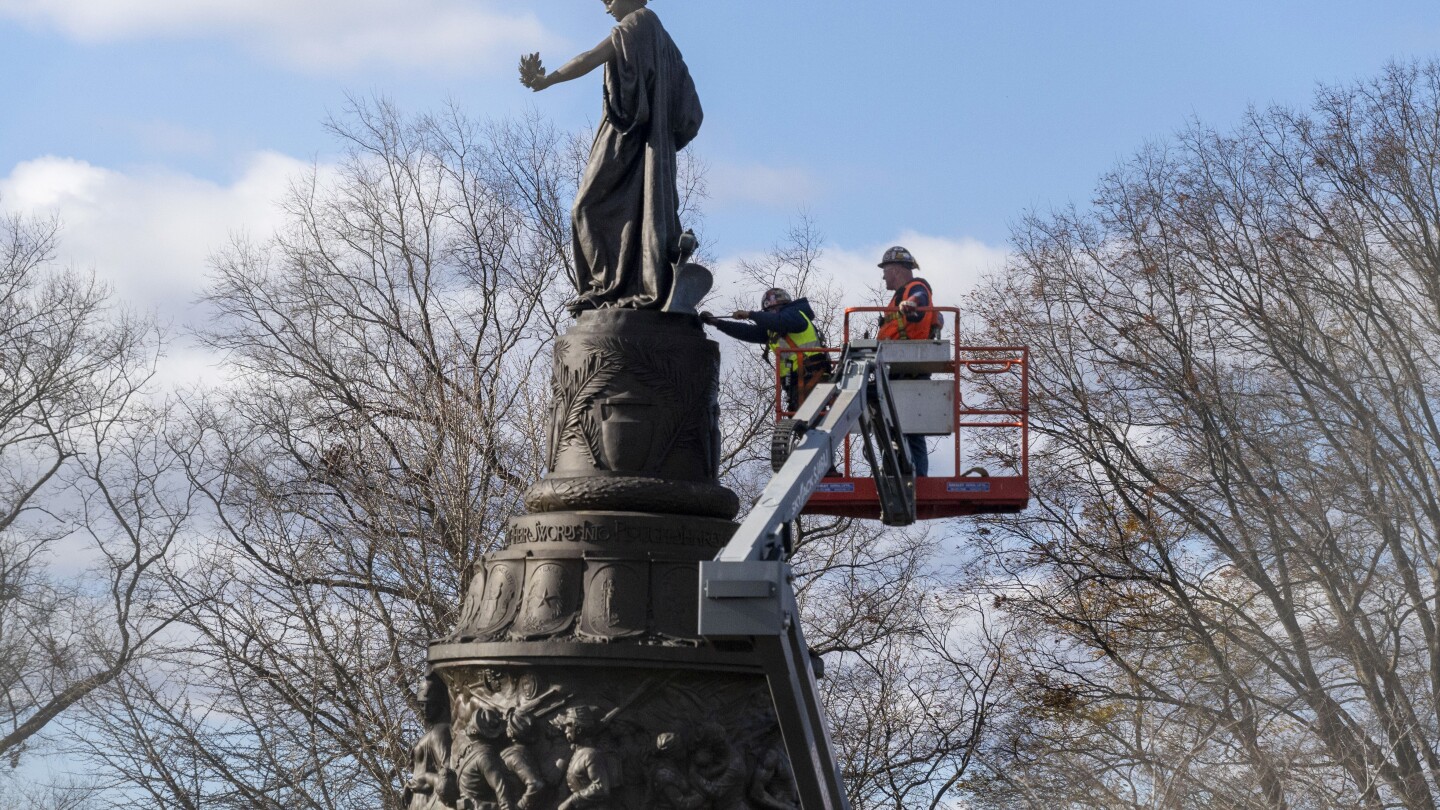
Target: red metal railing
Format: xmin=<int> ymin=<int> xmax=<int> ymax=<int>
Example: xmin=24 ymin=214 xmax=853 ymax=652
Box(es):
xmin=771 ymin=306 xmax=1030 ymax=518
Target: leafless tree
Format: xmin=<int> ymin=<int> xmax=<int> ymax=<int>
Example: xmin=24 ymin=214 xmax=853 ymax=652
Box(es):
xmin=0 ymin=206 xmax=185 ymax=771
xmin=0 ymin=770 xmax=104 ymax=810
xmin=966 ymin=61 xmax=1440 ymax=809
xmin=57 ymin=99 xmax=586 ymax=809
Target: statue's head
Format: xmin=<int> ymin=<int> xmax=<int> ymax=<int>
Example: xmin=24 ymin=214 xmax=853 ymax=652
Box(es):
xmin=505 ymin=706 xmax=540 ymax=743
xmin=603 ymin=0 xmax=647 ymax=21
xmin=417 ymin=672 xmax=450 ymax=727
xmin=470 ymin=706 xmax=506 ymax=740
xmin=558 ymin=705 xmax=600 ymax=742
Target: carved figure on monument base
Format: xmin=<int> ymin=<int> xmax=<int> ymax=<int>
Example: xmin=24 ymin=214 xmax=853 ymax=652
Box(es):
xmin=749 ymin=743 xmax=802 ymax=810
xmin=554 ymin=707 xmax=620 ymax=810
xmin=404 ymin=673 xmax=461 ymax=810
xmin=455 ymin=706 xmax=517 ymax=810
xmin=455 ymin=679 xmax=570 ymax=810
xmin=689 ymin=722 xmax=748 ymax=810
xmin=422 ymin=663 xmax=808 ymax=810
xmin=502 ymin=705 xmax=551 ymax=808
xmin=647 ymin=732 xmax=705 ymax=810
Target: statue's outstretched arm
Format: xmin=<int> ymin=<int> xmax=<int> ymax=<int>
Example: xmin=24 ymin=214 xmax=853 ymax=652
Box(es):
xmin=521 ymin=36 xmax=617 ymax=91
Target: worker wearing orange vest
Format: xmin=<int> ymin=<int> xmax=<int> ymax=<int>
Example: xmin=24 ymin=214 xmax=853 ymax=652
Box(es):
xmin=876 ymin=246 xmax=938 ymax=475
xmin=877 ymin=246 xmax=941 ymax=341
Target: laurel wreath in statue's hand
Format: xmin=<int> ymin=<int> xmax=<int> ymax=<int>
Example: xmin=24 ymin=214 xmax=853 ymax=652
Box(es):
xmin=519 ymin=53 xmax=547 ymax=90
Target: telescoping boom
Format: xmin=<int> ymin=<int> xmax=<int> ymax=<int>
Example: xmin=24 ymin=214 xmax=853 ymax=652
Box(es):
xmin=698 ymin=340 xmax=919 ymax=810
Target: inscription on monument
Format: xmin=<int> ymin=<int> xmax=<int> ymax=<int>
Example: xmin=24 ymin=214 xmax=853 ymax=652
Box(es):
xmin=505 ymin=515 xmax=732 ymax=549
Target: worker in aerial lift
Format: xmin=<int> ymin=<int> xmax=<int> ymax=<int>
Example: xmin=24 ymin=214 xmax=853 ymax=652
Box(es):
xmin=702 ymin=288 xmax=833 ymax=412
xmin=876 ymin=245 xmax=942 ymax=477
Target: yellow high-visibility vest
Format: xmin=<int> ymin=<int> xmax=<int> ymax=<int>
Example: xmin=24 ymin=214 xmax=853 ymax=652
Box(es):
xmin=767 ymin=311 xmax=823 ymax=374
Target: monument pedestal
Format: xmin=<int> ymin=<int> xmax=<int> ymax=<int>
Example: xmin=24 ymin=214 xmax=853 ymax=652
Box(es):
xmin=420 ymin=310 xmax=800 ymax=810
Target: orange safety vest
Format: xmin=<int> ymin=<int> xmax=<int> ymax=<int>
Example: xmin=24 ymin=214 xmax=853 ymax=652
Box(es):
xmin=877 ymin=278 xmax=939 ymax=340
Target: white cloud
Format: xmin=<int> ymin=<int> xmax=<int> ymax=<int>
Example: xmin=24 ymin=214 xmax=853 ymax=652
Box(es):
xmin=710 ymin=231 xmax=1010 ymax=348
xmin=1 ymin=152 xmax=301 ymax=313
xmin=707 ymin=161 xmax=821 ymax=210
xmin=0 ymin=0 xmax=556 ymax=74
xmin=712 ymin=231 xmax=1009 ymax=317
xmin=0 ymin=152 xmax=309 ymax=386
xmin=799 ymin=231 xmax=1010 ymax=307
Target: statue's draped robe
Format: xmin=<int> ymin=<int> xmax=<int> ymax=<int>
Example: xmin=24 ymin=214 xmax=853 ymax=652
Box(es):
xmin=571 ymin=8 xmax=703 ymax=310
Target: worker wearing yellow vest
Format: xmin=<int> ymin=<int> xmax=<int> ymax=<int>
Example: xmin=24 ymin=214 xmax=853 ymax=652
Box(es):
xmin=702 ymin=288 xmax=833 ymax=411
xmin=876 ymin=246 xmax=940 ymax=475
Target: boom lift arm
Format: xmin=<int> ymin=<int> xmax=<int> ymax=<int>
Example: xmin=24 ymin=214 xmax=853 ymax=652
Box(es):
xmin=698 ymin=341 xmax=919 ymax=810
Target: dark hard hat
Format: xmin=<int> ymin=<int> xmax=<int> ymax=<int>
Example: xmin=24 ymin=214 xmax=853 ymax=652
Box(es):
xmin=878 ymin=246 xmax=919 ymax=269
xmin=761 ymin=288 xmax=792 ymax=309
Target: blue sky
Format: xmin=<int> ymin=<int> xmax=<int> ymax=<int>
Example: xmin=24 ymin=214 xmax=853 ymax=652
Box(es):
xmin=2 ymin=0 xmax=1439 ymax=334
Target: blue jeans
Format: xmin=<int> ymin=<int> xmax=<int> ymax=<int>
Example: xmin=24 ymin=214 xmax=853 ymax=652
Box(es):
xmin=905 ymin=434 xmax=929 ymax=477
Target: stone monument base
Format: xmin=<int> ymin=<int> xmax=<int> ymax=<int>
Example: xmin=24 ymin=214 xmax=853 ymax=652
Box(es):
xmin=411 ymin=310 xmax=800 ymax=810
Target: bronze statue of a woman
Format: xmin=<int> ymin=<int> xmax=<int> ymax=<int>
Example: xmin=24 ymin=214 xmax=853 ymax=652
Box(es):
xmin=521 ymin=0 xmax=703 ymax=314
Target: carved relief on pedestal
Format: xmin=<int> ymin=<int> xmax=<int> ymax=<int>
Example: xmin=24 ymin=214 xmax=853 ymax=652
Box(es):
xmin=451 ymin=553 xmax=710 ymax=646
xmin=413 ymin=666 xmax=798 ymax=810
xmin=525 ymin=311 xmax=737 ymax=519
xmin=518 ymin=560 xmax=582 ymax=640
xmin=579 ymin=562 xmax=648 ymax=641
xmin=545 ymin=331 xmax=716 ymax=479
xmin=456 ymin=559 xmax=523 ymax=640
xmin=448 ymin=513 xmax=734 ymax=646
